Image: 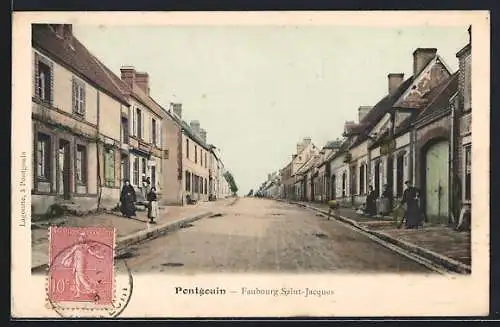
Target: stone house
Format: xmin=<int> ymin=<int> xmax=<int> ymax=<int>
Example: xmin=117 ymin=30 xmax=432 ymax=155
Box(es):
xmin=32 ymin=24 xmax=129 ymax=215
xmin=366 ymin=50 xmax=456 ymax=222
xmin=313 ymin=140 xmax=343 ymax=202
xmin=165 ymin=104 xmax=212 ymax=204
xmin=280 ymin=137 xmax=317 ymax=200
xmin=331 ymin=48 xmax=454 ymax=213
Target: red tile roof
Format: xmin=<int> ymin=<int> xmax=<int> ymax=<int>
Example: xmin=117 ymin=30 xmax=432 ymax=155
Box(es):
xmin=32 ymin=24 xmax=129 ymax=105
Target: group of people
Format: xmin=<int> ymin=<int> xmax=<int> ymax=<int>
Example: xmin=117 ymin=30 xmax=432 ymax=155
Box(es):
xmin=363 ymin=181 xmax=423 ymax=229
xmin=119 ymin=176 xmax=159 ymax=224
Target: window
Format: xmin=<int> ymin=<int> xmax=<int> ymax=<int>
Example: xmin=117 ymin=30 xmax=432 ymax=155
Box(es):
xmin=36 ymin=133 xmax=51 ymax=179
xmin=35 ymin=58 xmax=52 ymax=103
xmin=142 ymin=157 xmax=147 ymax=177
xmin=185 ymin=171 xmax=191 ymax=191
xmin=359 ymin=164 xmax=365 ymax=195
xmin=200 ymin=149 xmax=203 ymax=166
xmin=121 ymin=117 xmax=128 ymax=143
xmin=133 ymin=157 xmax=139 ymax=186
xmin=342 ymin=172 xmax=347 ymax=197
xmin=76 ymin=145 xmax=86 ymax=184
xmin=205 ymin=153 xmax=207 ymax=168
xmin=152 ymin=118 xmax=157 ymax=146
xmin=151 ymin=166 xmax=156 ymax=187
xmin=464 ymin=145 xmax=471 ymax=201
xmin=350 ymin=168 xmax=356 ymax=195
xmin=136 ymin=108 xmax=142 ymax=139
xmin=104 ymin=148 xmax=115 ymax=187
xmin=193 ymin=175 xmax=198 ymax=193
xmin=72 ymin=78 xmax=86 ymax=115
xmin=396 ymin=155 xmax=404 ymax=197
xmin=195 ymin=145 xmax=198 ymax=163
xmin=186 ymin=139 xmax=189 ymax=158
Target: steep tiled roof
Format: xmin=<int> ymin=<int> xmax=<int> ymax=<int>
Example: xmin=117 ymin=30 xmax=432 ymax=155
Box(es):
xmin=349 ymin=76 xmax=414 ymax=148
xmin=414 ymin=72 xmax=458 ymax=125
xmin=368 ymin=73 xmax=458 ymax=149
xmin=32 ymin=24 xmax=128 ymax=105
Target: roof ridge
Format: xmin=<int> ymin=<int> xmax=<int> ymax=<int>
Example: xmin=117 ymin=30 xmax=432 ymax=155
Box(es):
xmin=416 ymin=73 xmax=458 ymax=119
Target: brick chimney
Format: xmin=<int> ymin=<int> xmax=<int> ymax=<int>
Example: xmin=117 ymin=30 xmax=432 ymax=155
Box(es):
xmin=120 ymin=66 xmax=136 ymax=89
xmin=200 ymin=129 xmax=207 ymax=143
xmin=190 ymin=120 xmax=201 ymax=135
xmin=170 ymin=103 xmax=182 ymax=118
xmin=344 ymin=120 xmax=356 ymax=134
xmin=358 ymin=106 xmax=372 ymax=122
xmin=413 ymin=48 xmax=437 ymax=77
xmin=388 ymin=73 xmax=404 ymax=95
xmin=135 ymin=72 xmax=150 ymax=95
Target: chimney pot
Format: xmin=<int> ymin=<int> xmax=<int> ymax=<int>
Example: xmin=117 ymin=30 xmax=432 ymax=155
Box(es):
xmin=190 ymin=120 xmax=201 ymax=135
xmin=171 ymin=103 xmax=182 ymax=118
xmin=135 ymin=72 xmax=150 ymax=95
xmin=387 ymin=73 xmax=405 ymax=95
xmin=120 ymin=66 xmax=136 ymax=88
xmin=413 ymin=48 xmax=437 ymax=76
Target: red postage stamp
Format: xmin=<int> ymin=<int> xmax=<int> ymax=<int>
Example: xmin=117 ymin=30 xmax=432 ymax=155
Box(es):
xmin=48 ymin=227 xmax=115 ymax=306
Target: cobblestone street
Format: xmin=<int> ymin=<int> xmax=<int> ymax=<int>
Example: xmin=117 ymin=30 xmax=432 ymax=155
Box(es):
xmin=124 ymin=198 xmax=432 ymax=273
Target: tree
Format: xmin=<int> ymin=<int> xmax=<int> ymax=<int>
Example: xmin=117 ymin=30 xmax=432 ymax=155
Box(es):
xmin=223 ymin=171 xmax=239 ymax=196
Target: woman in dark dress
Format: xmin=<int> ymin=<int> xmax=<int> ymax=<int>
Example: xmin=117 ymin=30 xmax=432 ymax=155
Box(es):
xmin=365 ymin=185 xmax=377 ymax=217
xmin=120 ymin=180 xmax=136 ymax=218
xmin=401 ymin=181 xmax=422 ymax=228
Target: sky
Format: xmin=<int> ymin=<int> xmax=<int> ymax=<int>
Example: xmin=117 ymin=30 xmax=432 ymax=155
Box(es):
xmin=73 ymin=24 xmax=469 ymax=195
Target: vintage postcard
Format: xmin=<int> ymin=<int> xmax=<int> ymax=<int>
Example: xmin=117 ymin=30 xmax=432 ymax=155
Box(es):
xmin=12 ymin=11 xmax=490 ymax=318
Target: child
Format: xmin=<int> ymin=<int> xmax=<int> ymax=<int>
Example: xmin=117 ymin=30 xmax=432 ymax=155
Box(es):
xmin=147 ymin=186 xmax=159 ymax=223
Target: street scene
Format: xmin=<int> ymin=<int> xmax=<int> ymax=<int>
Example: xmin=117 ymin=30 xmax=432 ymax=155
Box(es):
xmin=121 ymin=198 xmax=431 ymax=273
xmin=30 ymin=23 xmax=472 ymax=275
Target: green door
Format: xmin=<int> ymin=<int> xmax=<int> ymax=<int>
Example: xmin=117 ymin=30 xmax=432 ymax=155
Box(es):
xmin=425 ymin=140 xmax=449 ymax=224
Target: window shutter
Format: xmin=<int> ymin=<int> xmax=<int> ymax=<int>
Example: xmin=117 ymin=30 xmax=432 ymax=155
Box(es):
xmin=34 ymin=54 xmax=40 ymax=98
xmin=158 ymin=120 xmax=161 ymax=147
xmin=133 ymin=108 xmax=137 ymax=136
xmin=149 ymin=117 xmax=153 ymax=144
xmin=81 ymin=83 xmax=86 ymax=115
xmin=49 ymin=61 xmax=54 ymax=104
xmin=141 ymin=111 xmax=145 ymax=140
xmin=72 ymin=78 xmax=77 ymax=113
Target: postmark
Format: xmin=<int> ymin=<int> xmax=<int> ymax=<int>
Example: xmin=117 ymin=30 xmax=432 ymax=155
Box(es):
xmin=46 ymin=227 xmax=133 ymax=318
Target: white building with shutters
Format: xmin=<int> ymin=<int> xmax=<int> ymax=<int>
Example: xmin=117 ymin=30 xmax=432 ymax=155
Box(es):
xmin=31 ymin=24 xmax=129 ymax=215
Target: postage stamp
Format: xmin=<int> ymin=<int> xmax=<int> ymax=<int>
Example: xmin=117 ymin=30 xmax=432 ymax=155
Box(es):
xmin=48 ymin=227 xmax=115 ymax=306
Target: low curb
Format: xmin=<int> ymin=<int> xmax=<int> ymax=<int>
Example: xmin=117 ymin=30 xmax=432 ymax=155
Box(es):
xmin=284 ymin=200 xmax=471 ymax=274
xmin=31 ymin=211 xmax=214 ymax=273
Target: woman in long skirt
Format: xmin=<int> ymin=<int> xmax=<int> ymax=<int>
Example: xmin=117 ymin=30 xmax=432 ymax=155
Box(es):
xmin=147 ymin=186 xmax=159 ymax=223
xmin=120 ymin=180 xmax=136 ymax=218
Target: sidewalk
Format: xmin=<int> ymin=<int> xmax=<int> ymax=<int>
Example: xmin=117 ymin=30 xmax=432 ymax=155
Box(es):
xmin=32 ymin=198 xmax=234 ymax=270
xmin=289 ymin=200 xmax=471 ymax=273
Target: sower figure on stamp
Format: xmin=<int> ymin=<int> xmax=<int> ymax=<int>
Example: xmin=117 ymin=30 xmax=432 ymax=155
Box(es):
xmin=120 ymin=179 xmax=136 ymax=218
xmin=61 ymin=233 xmax=104 ymax=298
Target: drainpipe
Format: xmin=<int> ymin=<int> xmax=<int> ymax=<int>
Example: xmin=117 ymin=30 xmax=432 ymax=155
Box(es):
xmin=409 ymin=129 xmax=415 ymax=185
xmin=449 ymin=93 xmax=458 ymax=225
xmin=96 ymin=91 xmax=103 ymax=210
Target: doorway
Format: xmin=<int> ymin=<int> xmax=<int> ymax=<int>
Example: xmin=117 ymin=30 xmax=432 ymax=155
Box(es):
xmin=374 ymin=161 xmax=381 ymax=197
xmin=58 ymin=139 xmax=71 ymax=199
xmin=424 ymin=140 xmax=450 ymax=224
xmin=331 ymin=175 xmax=336 ymax=199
